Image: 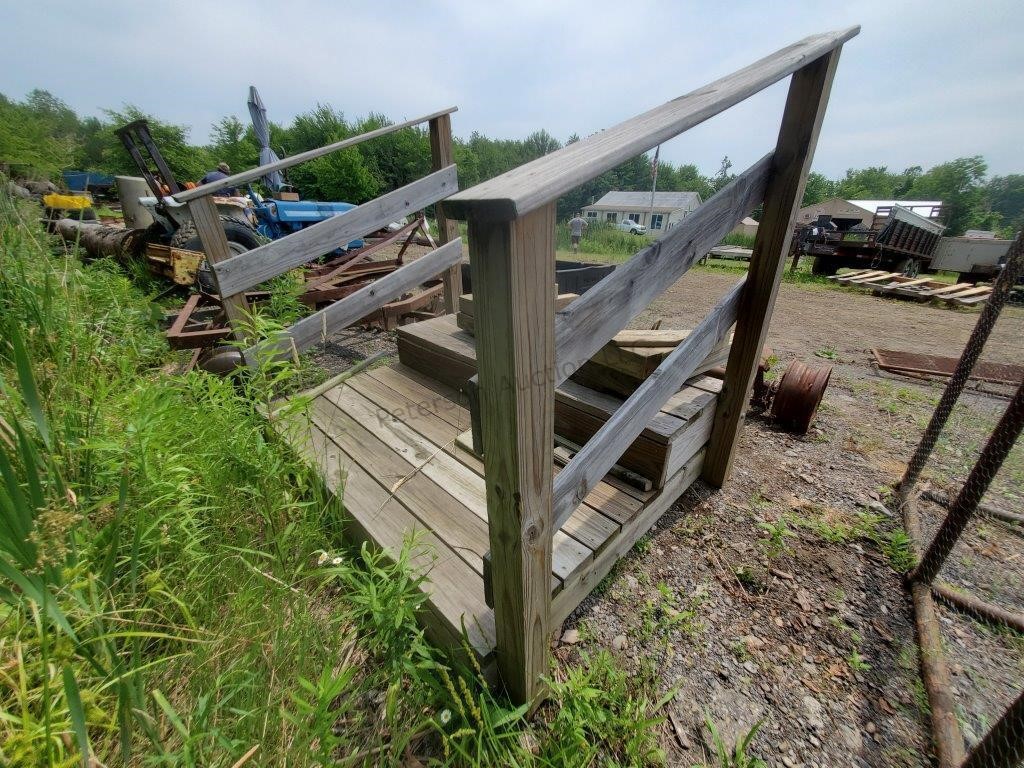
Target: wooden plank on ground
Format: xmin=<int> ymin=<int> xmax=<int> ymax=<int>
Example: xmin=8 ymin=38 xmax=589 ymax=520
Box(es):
xmin=847 ymin=271 xmax=899 ymax=284
xmin=214 ymin=166 xmax=459 ymax=296
xmin=836 ymin=269 xmax=887 ymax=283
xmin=936 ymin=285 xmax=992 ymax=301
xmin=827 ymin=268 xmax=870 ymax=280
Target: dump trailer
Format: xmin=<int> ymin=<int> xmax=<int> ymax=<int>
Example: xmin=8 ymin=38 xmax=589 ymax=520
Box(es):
xmin=794 ymin=204 xmax=945 ymax=276
xmin=929 ymin=235 xmax=1015 ymax=282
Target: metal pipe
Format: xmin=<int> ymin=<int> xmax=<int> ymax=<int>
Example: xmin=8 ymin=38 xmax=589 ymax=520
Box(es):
xmin=961 ymin=687 xmax=1024 ymax=768
xmin=899 ymin=233 xmax=1024 ymax=496
xmin=912 ymin=380 xmax=1024 ymax=585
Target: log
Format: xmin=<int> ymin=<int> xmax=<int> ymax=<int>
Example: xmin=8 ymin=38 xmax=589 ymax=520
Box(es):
xmin=53 ymin=219 xmax=143 ymax=260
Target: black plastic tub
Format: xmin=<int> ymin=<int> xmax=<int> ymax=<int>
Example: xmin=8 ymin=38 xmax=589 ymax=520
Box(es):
xmin=460 ymin=259 xmax=615 ymax=297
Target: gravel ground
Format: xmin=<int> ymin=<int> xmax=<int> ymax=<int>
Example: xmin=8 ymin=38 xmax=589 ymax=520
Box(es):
xmin=551 ymin=267 xmax=1024 ymax=767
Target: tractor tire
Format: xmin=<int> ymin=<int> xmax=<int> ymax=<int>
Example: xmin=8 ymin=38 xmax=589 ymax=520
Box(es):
xmin=895 ymin=257 xmax=920 ymax=277
xmin=811 ymin=256 xmax=839 ymax=276
xmin=171 ymin=217 xmax=265 ymax=293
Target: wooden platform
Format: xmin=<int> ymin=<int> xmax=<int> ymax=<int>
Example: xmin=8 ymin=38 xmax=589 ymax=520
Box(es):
xmin=277 ymin=359 xmax=711 ymax=667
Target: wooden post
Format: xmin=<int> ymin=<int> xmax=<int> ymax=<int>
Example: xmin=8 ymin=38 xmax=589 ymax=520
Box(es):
xmin=187 ymin=196 xmax=252 ymax=341
xmin=702 ymin=48 xmax=843 ymax=487
xmin=468 ymin=204 xmax=555 ymax=704
xmin=429 ymin=113 xmax=462 ymax=314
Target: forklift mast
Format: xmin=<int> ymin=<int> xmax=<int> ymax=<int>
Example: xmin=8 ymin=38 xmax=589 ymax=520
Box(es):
xmin=114 ymin=120 xmax=182 ymax=198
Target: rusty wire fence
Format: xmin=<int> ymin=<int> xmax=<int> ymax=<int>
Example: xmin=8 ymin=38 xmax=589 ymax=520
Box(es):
xmin=896 ymin=232 xmax=1024 ymax=768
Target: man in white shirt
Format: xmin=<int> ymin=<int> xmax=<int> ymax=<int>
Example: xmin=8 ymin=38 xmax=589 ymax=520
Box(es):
xmin=568 ymin=213 xmax=588 ymax=254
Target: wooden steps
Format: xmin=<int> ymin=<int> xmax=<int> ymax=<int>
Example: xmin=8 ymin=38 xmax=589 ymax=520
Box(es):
xmin=396 ymin=315 xmax=718 ymax=487
xmin=277 ymin=360 xmax=707 ymax=665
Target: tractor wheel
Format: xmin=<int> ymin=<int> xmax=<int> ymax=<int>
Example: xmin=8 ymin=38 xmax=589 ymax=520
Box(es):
xmin=895 ymin=257 xmax=920 ymax=277
xmin=811 ymin=256 xmax=839 ymax=276
xmin=171 ymin=217 xmax=265 ymax=293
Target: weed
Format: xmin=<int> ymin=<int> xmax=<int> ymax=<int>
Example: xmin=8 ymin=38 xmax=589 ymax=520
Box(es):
xmin=848 ymin=650 xmax=872 ymax=673
xmin=757 ymin=519 xmax=795 ymax=558
xmin=815 ymin=344 xmax=839 ymax=361
xmin=734 ymin=565 xmax=767 ymax=595
xmin=540 ymin=651 xmax=669 ymax=766
xmin=639 ymin=583 xmax=703 ymax=640
xmin=880 ymin=528 xmax=916 ymax=573
xmin=703 ymin=713 xmax=767 ymax=768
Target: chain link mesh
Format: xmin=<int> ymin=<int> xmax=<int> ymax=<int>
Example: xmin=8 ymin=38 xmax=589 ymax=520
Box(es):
xmin=898 ymin=233 xmax=1024 ymax=767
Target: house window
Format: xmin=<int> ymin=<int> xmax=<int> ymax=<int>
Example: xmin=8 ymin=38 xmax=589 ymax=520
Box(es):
xmin=606 ymin=212 xmax=617 ymax=223
xmin=650 ymin=213 xmax=664 ymax=230
xmin=586 ymin=211 xmax=597 ymax=219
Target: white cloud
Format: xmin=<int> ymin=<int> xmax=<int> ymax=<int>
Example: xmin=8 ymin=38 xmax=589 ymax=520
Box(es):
xmin=4 ymin=0 xmax=1021 ymax=177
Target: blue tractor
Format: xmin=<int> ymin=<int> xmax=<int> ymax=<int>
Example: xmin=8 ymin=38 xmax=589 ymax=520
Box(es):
xmin=114 ymin=117 xmax=364 ymax=289
xmin=246 ymin=191 xmax=362 ymax=248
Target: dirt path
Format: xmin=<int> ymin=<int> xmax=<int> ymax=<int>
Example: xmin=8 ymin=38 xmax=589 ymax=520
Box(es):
xmin=557 ymin=268 xmax=1023 ymax=767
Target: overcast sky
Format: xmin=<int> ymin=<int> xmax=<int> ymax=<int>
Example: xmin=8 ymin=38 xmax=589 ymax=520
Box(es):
xmin=5 ymin=0 xmax=1022 ymax=179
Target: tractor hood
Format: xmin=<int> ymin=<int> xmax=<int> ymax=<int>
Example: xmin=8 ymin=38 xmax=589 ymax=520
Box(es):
xmin=270 ymin=199 xmax=358 ymax=223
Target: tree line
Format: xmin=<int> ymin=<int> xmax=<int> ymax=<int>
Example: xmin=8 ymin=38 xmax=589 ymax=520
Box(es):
xmin=2 ymin=88 xmax=1021 ymax=236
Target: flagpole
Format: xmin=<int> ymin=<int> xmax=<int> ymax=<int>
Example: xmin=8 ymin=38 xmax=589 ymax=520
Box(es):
xmin=648 ymin=145 xmax=660 ymax=229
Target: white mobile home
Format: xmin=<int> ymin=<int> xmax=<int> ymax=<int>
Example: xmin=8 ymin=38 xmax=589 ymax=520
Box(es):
xmin=582 ymin=190 xmax=702 ymax=232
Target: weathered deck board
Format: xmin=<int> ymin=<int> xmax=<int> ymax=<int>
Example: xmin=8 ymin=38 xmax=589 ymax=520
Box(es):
xmin=281 ymin=419 xmax=497 ymax=659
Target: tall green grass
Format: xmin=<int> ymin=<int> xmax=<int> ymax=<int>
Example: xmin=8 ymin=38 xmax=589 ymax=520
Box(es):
xmin=555 ymin=220 xmax=653 ymax=257
xmin=0 ymin=190 xmax=669 ymax=765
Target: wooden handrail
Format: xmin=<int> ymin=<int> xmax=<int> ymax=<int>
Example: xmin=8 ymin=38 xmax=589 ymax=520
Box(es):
xmin=211 ymin=166 xmax=458 ymax=296
xmin=443 ymin=28 xmax=857 ymax=221
xmin=172 ymin=106 xmax=458 ymax=203
xmin=550 ymin=279 xmax=745 ymax=530
xmin=553 ymin=154 xmax=772 ymax=385
xmin=244 ymin=238 xmax=463 ymax=364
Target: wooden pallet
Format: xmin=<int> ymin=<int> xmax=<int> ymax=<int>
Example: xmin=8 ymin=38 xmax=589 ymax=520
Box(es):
xmin=829 ymin=269 xmax=995 ymax=306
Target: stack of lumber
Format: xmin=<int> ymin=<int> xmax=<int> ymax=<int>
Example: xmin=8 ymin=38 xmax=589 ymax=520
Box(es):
xmin=829 ymin=269 xmax=995 ymax=306
xmin=456 ymin=292 xmax=730 ymax=398
xmin=574 ymin=328 xmax=731 ymax=398
xmin=396 ymin=315 xmax=720 ymax=488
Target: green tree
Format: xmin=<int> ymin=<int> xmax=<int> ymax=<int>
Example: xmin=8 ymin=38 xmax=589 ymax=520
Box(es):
xmin=907 ymin=156 xmax=996 ymax=235
xmin=352 ymin=113 xmax=430 ymax=192
xmin=986 ymin=174 xmax=1024 ymax=237
xmin=99 ymin=106 xmax=214 ymax=184
xmin=801 ymin=171 xmax=836 ymax=207
xmin=0 ymin=93 xmax=76 ymax=177
xmin=288 ymin=146 xmax=378 ymax=204
xmin=209 ymin=116 xmax=259 ymax=177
